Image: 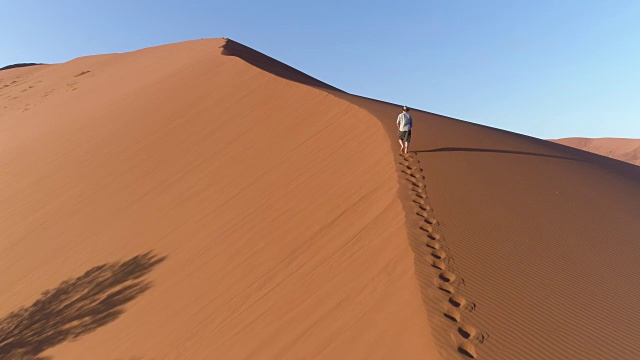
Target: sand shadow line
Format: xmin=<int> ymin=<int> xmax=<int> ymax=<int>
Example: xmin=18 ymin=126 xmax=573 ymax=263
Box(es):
xmin=416 ymin=147 xmax=582 ymax=162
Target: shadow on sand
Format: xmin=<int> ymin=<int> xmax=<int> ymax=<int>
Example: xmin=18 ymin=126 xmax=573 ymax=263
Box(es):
xmin=219 ymin=39 xmax=340 ymax=92
xmin=417 ymin=147 xmax=583 ymax=162
xmin=0 ymin=252 xmax=166 ymax=360
xmin=0 ymin=64 xmax=44 ymax=72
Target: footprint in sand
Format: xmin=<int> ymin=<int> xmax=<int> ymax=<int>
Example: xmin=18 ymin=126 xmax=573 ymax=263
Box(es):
xmin=458 ymin=341 xmax=478 ymax=358
xmin=426 ymin=239 xmax=441 ymax=250
xmin=449 ymin=294 xmax=467 ymax=308
xmin=432 ymin=249 xmax=447 ymax=260
xmin=412 ymin=181 xmax=426 ymax=189
xmin=424 ymin=216 xmax=438 ymax=225
xmin=438 ymin=281 xmax=455 ymax=294
xmin=428 ymin=232 xmax=441 ymax=241
xmin=408 ymin=180 xmax=423 ymax=187
xmin=412 ymin=188 xmax=426 ymax=195
xmin=432 ymin=259 xmax=446 ymax=270
xmin=450 ymin=295 xmax=477 ymax=314
xmin=444 ymin=306 xmax=461 ymax=322
xmin=422 ymin=219 xmax=437 ymax=229
xmin=413 ymin=198 xmax=427 ymax=206
xmin=476 ymin=330 xmax=489 ymax=343
xmin=416 ymin=209 xmax=429 ymax=217
xmin=458 ymin=324 xmax=477 ymax=340
xmin=420 ymin=223 xmax=433 ymax=233
xmin=439 ymin=271 xmax=457 ymax=283
xmin=414 ymin=191 xmax=427 ymax=199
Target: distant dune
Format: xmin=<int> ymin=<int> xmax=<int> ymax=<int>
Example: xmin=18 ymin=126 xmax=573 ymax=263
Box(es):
xmin=551 ymin=137 xmax=640 ymax=166
xmin=1 ymin=39 xmax=639 ymax=359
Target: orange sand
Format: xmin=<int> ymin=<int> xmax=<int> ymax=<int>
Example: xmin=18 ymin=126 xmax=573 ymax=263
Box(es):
xmin=0 ymin=39 xmax=437 ymax=360
xmin=552 ymin=137 xmax=640 ymax=166
xmin=1 ymin=39 xmax=639 ymax=359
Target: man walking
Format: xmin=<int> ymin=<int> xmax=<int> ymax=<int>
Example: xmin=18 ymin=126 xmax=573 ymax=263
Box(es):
xmin=397 ymin=106 xmax=413 ymax=154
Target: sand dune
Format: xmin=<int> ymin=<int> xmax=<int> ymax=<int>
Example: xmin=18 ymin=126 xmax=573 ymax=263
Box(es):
xmin=0 ymin=39 xmax=437 ymax=360
xmin=1 ymin=39 xmax=639 ymax=359
xmin=551 ymin=137 xmax=640 ymax=166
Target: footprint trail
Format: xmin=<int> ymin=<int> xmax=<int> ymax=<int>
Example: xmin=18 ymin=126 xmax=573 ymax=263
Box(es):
xmin=398 ymin=152 xmax=487 ymax=359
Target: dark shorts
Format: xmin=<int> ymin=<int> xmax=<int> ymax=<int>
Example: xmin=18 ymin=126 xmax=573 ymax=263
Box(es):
xmin=399 ymin=129 xmax=411 ymax=142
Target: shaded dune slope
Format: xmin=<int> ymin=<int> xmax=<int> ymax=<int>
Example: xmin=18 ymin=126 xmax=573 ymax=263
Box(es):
xmin=224 ymin=40 xmax=640 ymax=358
xmin=0 ymin=63 xmax=44 ymax=72
xmin=221 ymin=39 xmax=340 ymax=92
xmin=551 ymin=137 xmax=640 ymax=166
xmin=0 ymin=39 xmax=438 ymax=359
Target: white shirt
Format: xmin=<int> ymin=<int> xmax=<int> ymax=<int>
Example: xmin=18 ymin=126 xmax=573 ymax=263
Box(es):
xmin=397 ymin=112 xmax=413 ymax=131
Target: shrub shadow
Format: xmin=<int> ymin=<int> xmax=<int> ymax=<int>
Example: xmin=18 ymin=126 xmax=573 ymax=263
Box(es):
xmin=0 ymin=251 xmax=166 ymax=359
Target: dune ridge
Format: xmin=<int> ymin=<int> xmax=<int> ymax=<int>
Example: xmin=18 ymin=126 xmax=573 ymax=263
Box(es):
xmin=1 ymin=38 xmax=640 ymax=359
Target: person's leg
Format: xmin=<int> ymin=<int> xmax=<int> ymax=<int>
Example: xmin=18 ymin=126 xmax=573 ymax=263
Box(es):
xmin=398 ymin=139 xmax=404 ymax=152
xmin=404 ymin=130 xmax=411 ymax=153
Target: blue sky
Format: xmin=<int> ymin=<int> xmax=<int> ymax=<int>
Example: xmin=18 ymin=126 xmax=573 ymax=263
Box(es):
xmin=2 ymin=1 xmax=638 ymax=139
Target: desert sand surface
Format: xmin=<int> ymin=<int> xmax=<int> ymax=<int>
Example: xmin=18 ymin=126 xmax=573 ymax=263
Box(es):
xmin=1 ymin=39 xmax=639 ymax=360
xmin=0 ymin=39 xmax=438 ymax=360
xmin=552 ymin=137 xmax=640 ymax=166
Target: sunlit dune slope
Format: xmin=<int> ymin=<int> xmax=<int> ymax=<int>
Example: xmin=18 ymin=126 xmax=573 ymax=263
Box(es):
xmin=552 ymin=137 xmax=640 ymax=166
xmin=0 ymin=39 xmax=438 ymax=359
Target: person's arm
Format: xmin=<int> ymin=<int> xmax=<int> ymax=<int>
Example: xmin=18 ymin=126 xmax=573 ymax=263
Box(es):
xmin=396 ymin=114 xmax=402 ymax=129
